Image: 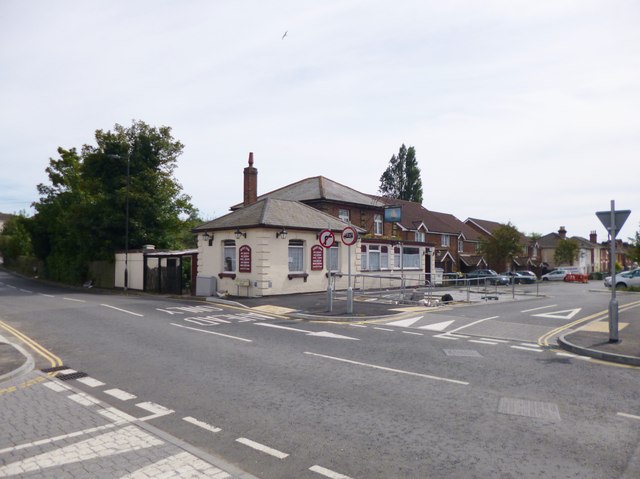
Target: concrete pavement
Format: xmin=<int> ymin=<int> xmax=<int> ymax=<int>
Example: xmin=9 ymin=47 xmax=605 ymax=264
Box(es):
xmin=0 ymin=334 xmax=257 ymax=479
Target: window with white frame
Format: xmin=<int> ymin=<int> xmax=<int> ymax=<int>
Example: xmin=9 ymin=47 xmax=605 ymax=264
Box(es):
xmin=288 ymin=240 xmax=304 ymax=272
xmin=395 ymin=246 xmax=420 ymax=269
xmin=374 ymin=214 xmax=383 ymax=235
xmin=458 ymin=239 xmax=464 ymax=252
xmin=441 ymin=234 xmax=450 ymax=247
xmin=338 ymin=209 xmax=350 ymax=223
xmin=328 ymin=244 xmax=340 ymax=272
xmin=403 ymin=247 xmax=420 ymax=268
xmin=223 ymin=240 xmax=236 ymax=272
xmin=415 ymin=231 xmax=425 ymax=242
xmin=360 ymin=244 xmax=388 ymax=271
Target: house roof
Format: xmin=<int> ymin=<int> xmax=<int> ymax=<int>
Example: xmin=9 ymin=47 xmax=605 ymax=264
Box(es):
xmin=194 ymin=198 xmax=365 ymax=233
xmin=373 ymin=196 xmax=482 ymax=240
xmin=465 ymin=217 xmax=530 ymax=243
xmin=459 ymin=254 xmax=487 ymax=267
xmin=230 ymin=176 xmax=385 ymax=210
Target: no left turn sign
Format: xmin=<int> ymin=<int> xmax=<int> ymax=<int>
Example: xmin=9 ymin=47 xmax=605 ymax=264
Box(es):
xmin=319 ymin=229 xmax=335 ymax=248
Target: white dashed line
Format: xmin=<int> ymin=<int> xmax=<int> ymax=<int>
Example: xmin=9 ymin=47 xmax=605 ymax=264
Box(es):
xmin=305 ymin=351 xmax=469 ymax=385
xmin=402 ymin=331 xmax=424 ymax=336
xmin=76 ymin=377 xmax=105 ymax=388
xmin=183 ymin=416 xmax=222 ymax=433
xmin=104 ymin=388 xmax=137 ymax=401
xmin=20 ymin=289 xmax=33 ymax=293
xmin=100 ymin=304 xmax=144 ymax=317
xmin=136 ymin=401 xmax=175 ymax=421
xmin=42 ymin=381 xmax=70 ymax=392
xmin=348 ymin=324 xmax=367 ymax=328
xmin=373 ymin=327 xmax=394 ymax=331
xmin=235 ymin=437 xmax=289 ymax=459
xmin=57 ymin=369 xmax=78 ymax=375
xmin=447 ymin=316 xmax=499 ymax=334
xmin=63 ymin=297 xmax=86 ymax=303
xmin=617 ymin=412 xmax=640 ymax=421
xmin=433 ymin=334 xmax=460 ymax=340
xmin=468 ymin=339 xmax=498 ymax=345
xmin=39 ymin=293 xmax=55 ymax=298
xmin=481 ymin=338 xmax=509 ymax=343
xmin=170 ymin=323 xmax=253 ymax=342
xmin=310 ymin=464 xmax=354 ymax=479
xmin=510 ymin=346 xmax=543 ymax=353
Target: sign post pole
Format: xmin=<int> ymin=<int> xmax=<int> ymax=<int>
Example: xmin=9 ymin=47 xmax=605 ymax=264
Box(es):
xmin=341 ymin=226 xmax=358 ymax=315
xmin=319 ymin=229 xmax=336 ymax=313
xmin=596 ymin=200 xmax=631 ymax=343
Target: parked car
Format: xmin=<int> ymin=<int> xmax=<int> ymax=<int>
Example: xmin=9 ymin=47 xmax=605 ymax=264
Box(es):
xmin=541 ymin=269 xmax=568 ymax=281
xmin=465 ymin=269 xmax=509 ymax=285
xmin=604 ymin=268 xmax=640 ymax=289
xmin=502 ymin=271 xmax=537 ymax=284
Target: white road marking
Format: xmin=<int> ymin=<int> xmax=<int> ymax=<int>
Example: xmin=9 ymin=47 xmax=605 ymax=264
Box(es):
xmin=304 ymin=351 xmax=469 ymax=385
xmin=521 ymin=304 xmax=557 ymax=313
xmin=20 ymin=289 xmax=33 ymax=293
xmin=68 ymin=393 xmax=101 ymax=407
xmin=447 ymin=316 xmax=499 ymax=334
xmin=235 ymin=437 xmax=289 ymax=459
xmin=99 ymin=407 xmax=137 ymax=424
xmin=402 ymin=331 xmax=424 ymax=336
xmin=63 ymin=297 xmax=86 ymax=303
xmin=183 ymin=416 xmax=222 ymax=433
xmin=136 ymin=401 xmax=174 ymax=421
xmin=256 ymin=322 xmax=359 ymax=340
xmin=120 ymin=451 xmax=231 ymax=479
xmin=617 ymin=412 xmax=640 ymax=421
xmin=40 ymin=293 xmax=55 ymax=298
xmin=42 ymin=381 xmax=70 ymax=392
xmin=510 ymin=346 xmax=543 ymax=353
xmin=348 ymin=324 xmax=367 ymax=328
xmin=468 ymin=339 xmax=498 ymax=345
xmin=57 ymin=368 xmax=77 ymax=375
xmin=433 ymin=334 xmax=460 ymax=340
xmin=171 ymin=323 xmax=253 ymax=342
xmin=76 ymin=377 xmax=106 ymax=388
xmin=6 ymin=284 xmax=16 ymax=289
xmin=100 ymin=304 xmax=144 ymax=317
xmin=520 ymin=343 xmax=540 ymax=348
xmin=481 ymin=338 xmax=509 ymax=343
xmin=0 ymin=425 xmax=162 ymax=475
xmin=533 ymin=308 xmax=582 ymax=320
xmin=310 ymin=464 xmax=354 ymax=479
xmin=418 ymin=320 xmax=455 ymax=331
xmin=0 ymin=423 xmax=119 ymax=454
xmin=104 ymin=389 xmax=137 ymax=401
xmin=555 ymin=352 xmax=577 ymax=358
xmin=373 ymin=327 xmax=394 ymax=331
xmin=386 ymin=316 xmax=424 ymax=328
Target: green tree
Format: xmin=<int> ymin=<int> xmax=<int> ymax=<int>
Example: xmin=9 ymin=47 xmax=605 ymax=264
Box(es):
xmin=0 ymin=213 xmax=33 ymax=266
xmin=628 ymin=223 xmax=640 ymax=264
xmin=478 ymin=222 xmax=523 ymax=271
xmin=30 ymin=120 xmax=199 ymax=283
xmin=379 ymin=144 xmax=423 ymax=203
xmin=554 ymin=238 xmax=580 ymax=266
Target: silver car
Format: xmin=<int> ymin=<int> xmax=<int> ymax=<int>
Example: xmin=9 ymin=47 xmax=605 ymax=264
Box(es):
xmin=604 ymin=268 xmax=640 ymax=288
xmin=541 ymin=269 xmax=567 ymax=281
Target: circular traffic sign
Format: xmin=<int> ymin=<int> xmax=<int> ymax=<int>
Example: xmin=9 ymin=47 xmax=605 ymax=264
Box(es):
xmin=341 ymin=226 xmax=358 ymax=246
xmin=319 ymin=229 xmax=335 ymax=248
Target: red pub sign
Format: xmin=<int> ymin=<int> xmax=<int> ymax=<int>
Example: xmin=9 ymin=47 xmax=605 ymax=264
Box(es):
xmin=311 ymin=245 xmax=324 ymax=271
xmin=239 ymin=245 xmax=252 ymax=272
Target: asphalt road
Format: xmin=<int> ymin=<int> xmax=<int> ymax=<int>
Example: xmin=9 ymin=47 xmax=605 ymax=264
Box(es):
xmin=1 ymin=270 xmax=639 ymax=479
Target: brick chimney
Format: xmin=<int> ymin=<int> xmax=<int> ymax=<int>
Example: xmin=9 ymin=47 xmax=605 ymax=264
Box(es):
xmin=558 ymin=226 xmax=567 ymax=239
xmin=243 ymin=152 xmax=257 ymax=207
xmin=590 ymin=230 xmax=597 ymax=243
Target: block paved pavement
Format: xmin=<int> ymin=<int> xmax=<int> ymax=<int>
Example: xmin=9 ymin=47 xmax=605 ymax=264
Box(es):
xmin=0 ymin=370 xmax=257 ymax=479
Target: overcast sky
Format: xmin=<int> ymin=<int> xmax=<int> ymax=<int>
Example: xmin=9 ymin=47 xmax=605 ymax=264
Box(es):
xmin=1 ymin=0 xmax=638 ymax=242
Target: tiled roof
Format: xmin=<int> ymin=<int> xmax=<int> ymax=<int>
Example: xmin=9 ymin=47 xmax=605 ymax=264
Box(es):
xmin=373 ymin=196 xmax=481 ymax=239
xmin=465 ymin=217 xmax=504 ymax=235
xmin=194 ymin=198 xmax=365 ymax=233
xmin=231 ymin=176 xmax=385 ymax=210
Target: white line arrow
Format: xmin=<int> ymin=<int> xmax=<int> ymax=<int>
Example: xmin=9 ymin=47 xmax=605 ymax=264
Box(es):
xmin=256 ymin=323 xmax=359 ymax=340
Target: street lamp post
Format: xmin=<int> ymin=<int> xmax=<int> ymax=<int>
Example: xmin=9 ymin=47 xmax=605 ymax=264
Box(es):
xmin=124 ymin=152 xmax=130 ymax=293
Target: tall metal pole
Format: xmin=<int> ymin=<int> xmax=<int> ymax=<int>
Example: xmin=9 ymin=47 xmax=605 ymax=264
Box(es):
xmin=609 ymin=200 xmax=618 ymax=342
xmin=124 ymin=153 xmax=130 ymax=293
xmin=347 ymin=245 xmax=353 ymax=314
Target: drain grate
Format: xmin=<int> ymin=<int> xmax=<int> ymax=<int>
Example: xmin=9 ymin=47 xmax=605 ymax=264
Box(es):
xmin=443 ymin=349 xmax=483 ymax=357
xmin=498 ymin=397 xmax=561 ymax=420
xmin=57 ymin=372 xmax=88 ymax=381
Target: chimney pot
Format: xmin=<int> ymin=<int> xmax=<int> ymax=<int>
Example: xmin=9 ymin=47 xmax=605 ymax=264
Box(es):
xmin=243 ymin=152 xmax=258 ymax=207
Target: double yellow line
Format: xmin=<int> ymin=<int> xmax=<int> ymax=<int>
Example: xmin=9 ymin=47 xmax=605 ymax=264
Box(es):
xmin=538 ymin=299 xmax=640 ymax=347
xmin=0 ymin=319 xmax=63 ymax=372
